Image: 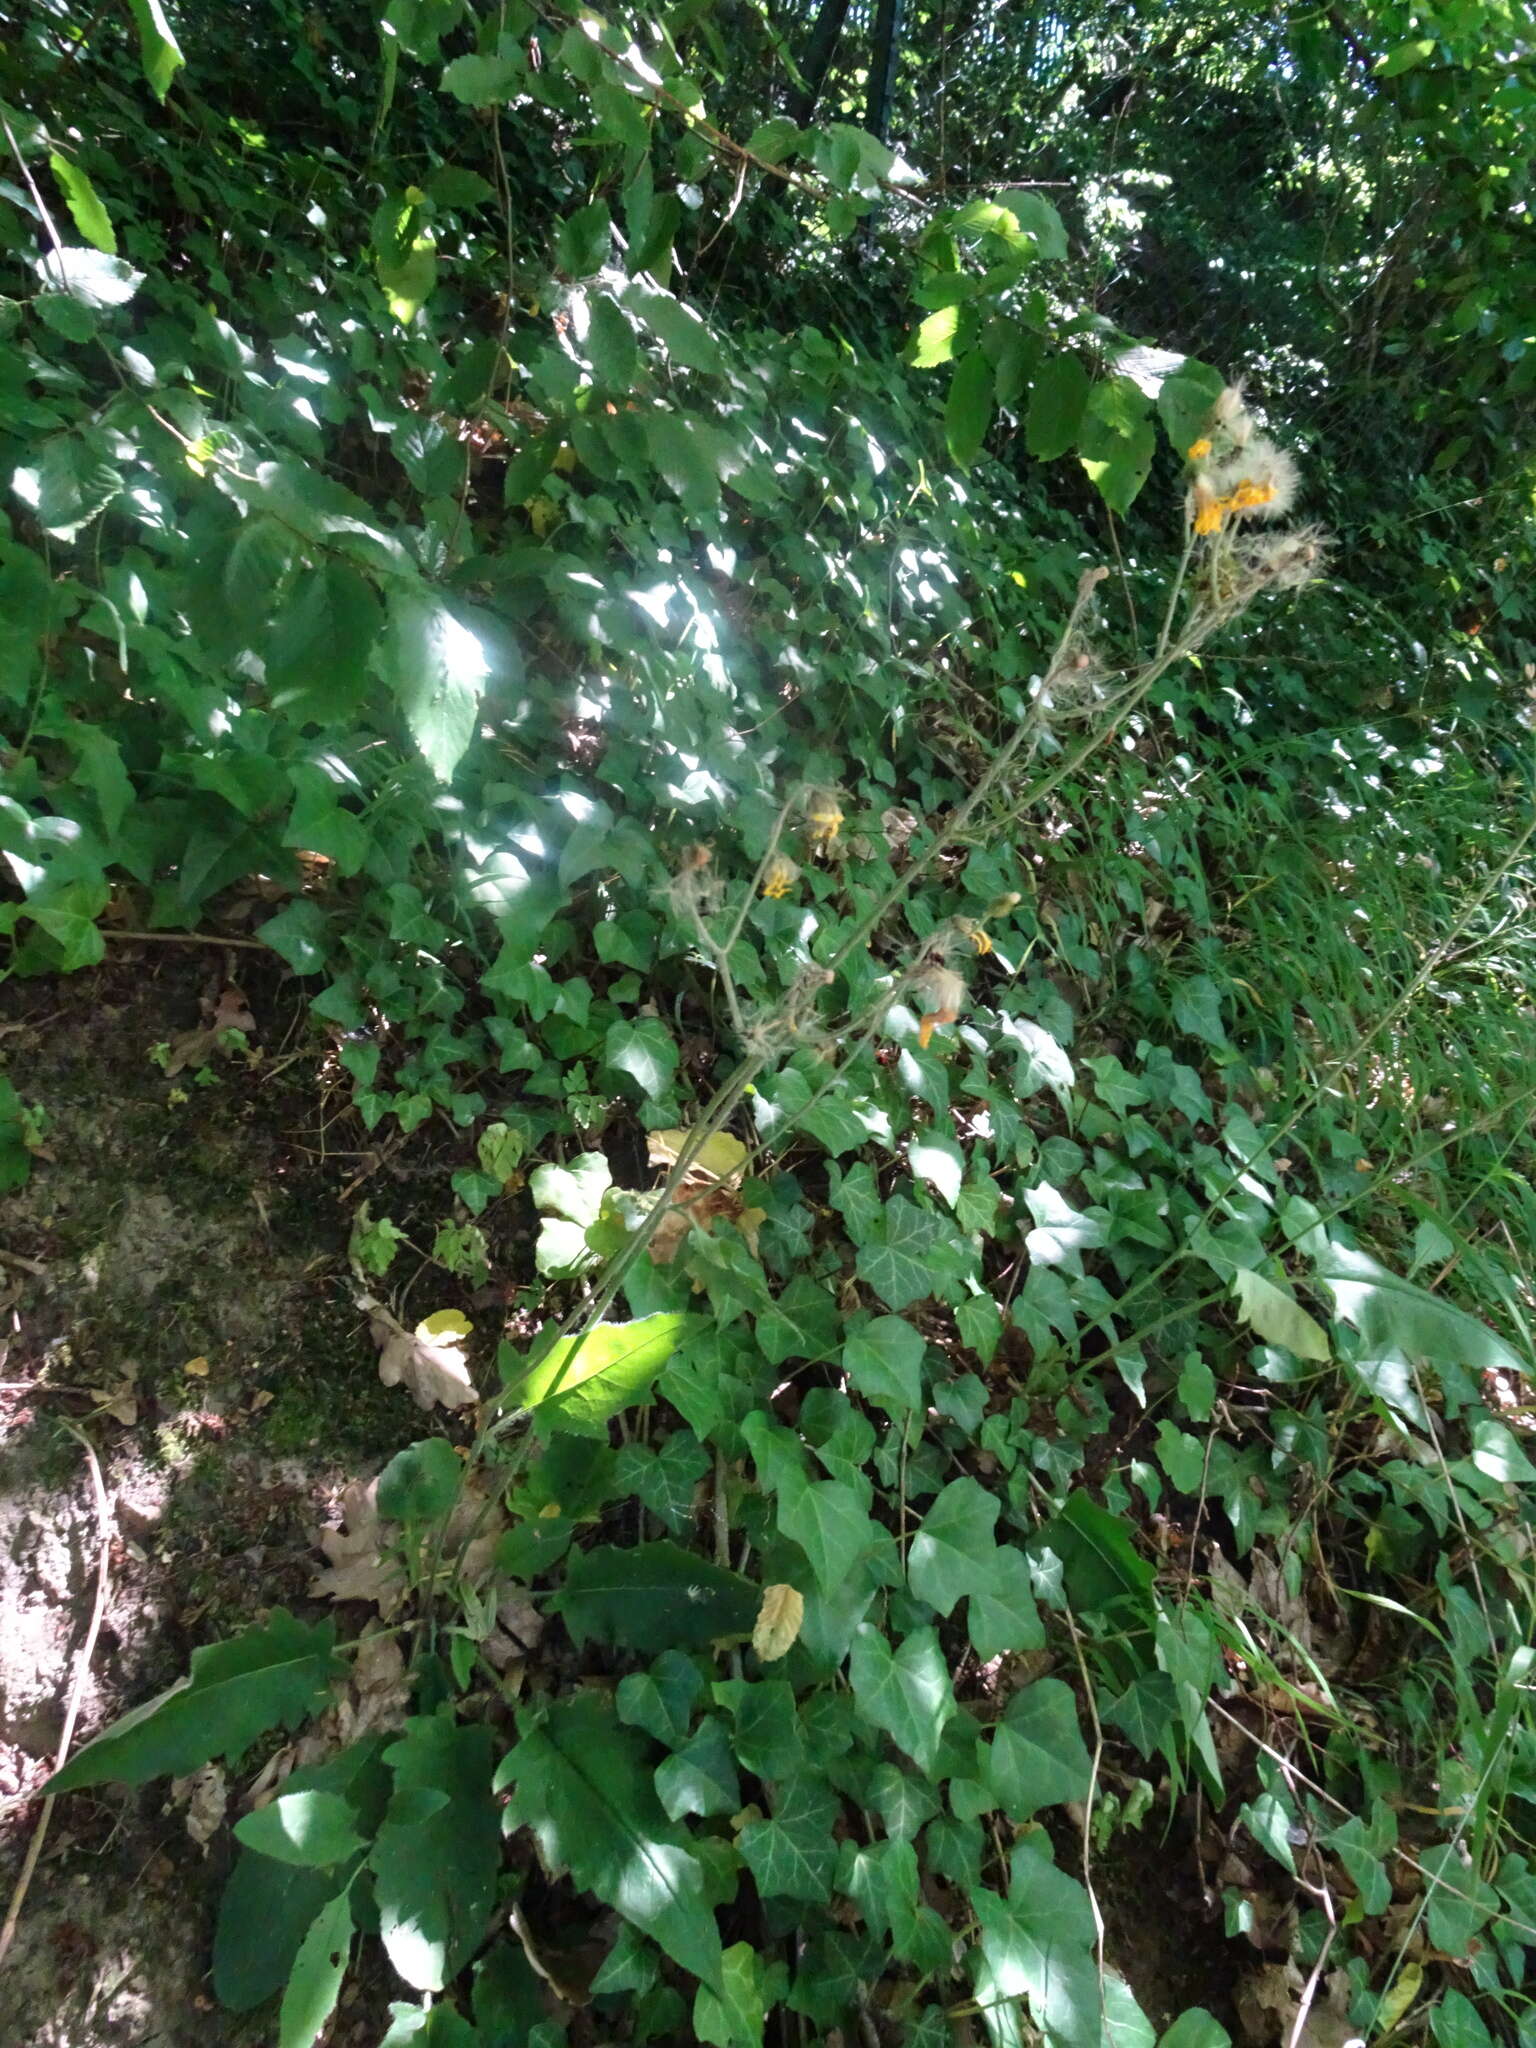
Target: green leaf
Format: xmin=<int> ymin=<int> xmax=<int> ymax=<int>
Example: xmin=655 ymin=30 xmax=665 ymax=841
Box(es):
xmin=843 ymin=1314 xmax=926 ymax=1416
xmin=33 ymin=245 xmax=143 ymax=307
xmin=908 ymin=1479 xmax=1000 ymax=1616
xmin=656 ymin=1717 xmax=741 ymax=1821
xmin=778 ymin=1472 xmax=881 ymax=1599
xmin=505 ymin=1314 xmax=691 ymax=1436
xmin=1171 ymin=974 xmax=1227 ymax=1048
xmin=278 ymin=1890 xmax=354 ymax=2048
xmin=374 ymin=586 xmax=488 ymax=782
xmin=969 ymin=1548 xmax=1045 ymax=1659
xmin=377 ymin=1438 xmax=463 ymax=1522
xmin=1026 ymin=354 xmax=1089 ymax=461
xmin=605 ymin=1018 xmax=679 ymax=1100
xmin=259 ymin=899 xmax=329 ymax=976
xmin=738 ymin=1771 xmax=840 ymax=1901
xmin=234 ymin=1791 xmax=366 ymax=1869
xmin=970 ymin=1839 xmax=1100 ymax=2048
xmin=995 ymin=190 xmax=1068 ymax=260
xmin=1311 ymin=1240 xmax=1526 ymax=1379
xmin=946 ymin=351 xmax=995 ymax=469
xmin=558 ymin=200 xmax=612 ymax=277
xmin=129 ymin=0 xmax=186 ymax=99
xmin=756 ymin=1276 xmax=841 ymax=1367
xmin=441 ymin=51 xmax=525 ymax=103
xmin=1155 ymin=360 xmax=1225 ymax=455
xmin=48 ymin=1611 xmax=337 ymax=1791
xmin=983 ymin=1680 xmax=1093 ymax=1819
xmin=499 ymin=1692 xmax=723 ymax=1989
xmin=33 ymin=434 xmax=121 ymax=540
xmin=695 ymin=1941 xmax=767 ymax=2048
xmin=848 ymin=1625 xmax=954 ymax=1774
xmin=1230 ymin=1270 xmax=1329 ymax=1362
xmin=555 ymin=1541 xmax=759 ymax=1651
xmin=623 ymin=280 xmax=726 ymax=374
xmin=1420 ymin=1842 xmax=1498 ymax=1955
xmin=49 ymin=153 xmax=115 ymax=255
xmin=372 ymin=1716 xmax=499 ymax=1992
xmin=530 ymin=1152 xmax=612 ymax=1227
xmin=1159 ymin=2012 xmax=1231 ymax=2048
xmin=1377 ymin=37 xmax=1437 ymax=74
xmin=855 ymin=1196 xmax=947 ymax=1310
xmin=912 ymin=306 xmax=963 ymax=368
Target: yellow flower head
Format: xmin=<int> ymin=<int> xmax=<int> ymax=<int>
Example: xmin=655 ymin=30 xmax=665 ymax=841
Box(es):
xmin=960 ymin=922 xmax=993 ymax=955
xmin=1210 ymin=438 xmax=1298 ymax=522
xmin=804 ymin=788 xmax=844 ymax=845
xmin=1187 ymin=437 xmax=1213 ymax=462
xmin=1189 ymin=479 xmax=1223 ymax=536
xmin=760 ymin=853 xmax=799 ymax=900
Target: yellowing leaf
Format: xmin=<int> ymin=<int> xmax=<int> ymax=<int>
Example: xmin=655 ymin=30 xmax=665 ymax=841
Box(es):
xmin=1231 ymin=1269 xmax=1329 ymax=1362
xmin=365 ymin=1296 xmax=477 ymax=1411
xmin=184 ymin=1354 xmax=210 ymax=1377
xmin=751 ymin=1584 xmax=804 ymax=1663
xmin=647 ymin=1129 xmax=749 ymax=1184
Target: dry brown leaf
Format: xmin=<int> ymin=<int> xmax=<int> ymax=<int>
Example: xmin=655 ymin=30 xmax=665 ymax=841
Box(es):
xmin=365 ymin=1298 xmax=477 ymax=1411
xmin=311 ymin=1478 xmax=406 ymax=1616
xmin=752 ymin=1583 xmax=804 ymax=1662
xmin=163 ymin=985 xmax=256 ymax=1076
xmin=170 ymin=1762 xmax=227 ymax=1852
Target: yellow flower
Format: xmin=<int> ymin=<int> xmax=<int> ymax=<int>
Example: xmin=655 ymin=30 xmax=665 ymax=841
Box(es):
xmin=803 ymin=787 xmax=844 ymax=846
xmin=964 ymin=923 xmax=993 ymax=955
xmin=1187 ymin=437 xmax=1213 ymax=461
xmin=760 ymin=853 xmax=799 ymax=900
xmin=1193 ymin=497 xmax=1223 ymax=536
xmin=1226 ymin=481 xmax=1276 ymax=514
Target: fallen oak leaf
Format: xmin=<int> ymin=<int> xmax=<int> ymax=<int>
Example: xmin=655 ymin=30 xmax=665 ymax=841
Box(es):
xmin=311 ymin=1477 xmax=406 ymax=1617
xmin=162 ymin=984 xmax=256 ymax=1077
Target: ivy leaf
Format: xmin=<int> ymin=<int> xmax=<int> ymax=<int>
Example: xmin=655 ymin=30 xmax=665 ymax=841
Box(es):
xmin=498 ymin=1693 xmax=723 ymax=1990
xmin=504 ymin=1314 xmax=692 ymax=1436
xmin=372 ymin=1716 xmax=499 ymax=1992
xmin=908 ymin=1478 xmax=1000 ymax=1616
xmin=756 ymin=1276 xmax=841 ymax=1366
xmin=738 ymin=1771 xmax=840 ymax=1901
xmin=278 ymin=1890 xmax=353 ymax=2048
xmin=843 ymin=1314 xmax=926 ymax=1415
xmin=848 ymin=1625 xmax=955 ymax=1774
xmin=968 ymin=1548 xmax=1044 ymax=1659
xmin=856 ymin=1195 xmax=947 ymax=1310
xmin=695 ymin=1940 xmax=768 ymax=2048
xmin=1159 ymin=2013 xmax=1232 ymax=2048
xmin=970 ymin=1839 xmax=1101 ymax=2048
xmin=48 ymin=1610 xmax=338 ymax=1791
xmin=373 ymin=586 xmax=488 ymax=783
xmin=605 ymin=1017 xmax=679 ymax=1100
xmin=778 ymin=1471 xmax=881 ymax=1598
xmin=655 ymin=1717 xmax=741 ymax=1821
xmin=982 ymin=1679 xmax=1093 ymax=1819
xmin=554 ymin=1541 xmax=759 ymax=1651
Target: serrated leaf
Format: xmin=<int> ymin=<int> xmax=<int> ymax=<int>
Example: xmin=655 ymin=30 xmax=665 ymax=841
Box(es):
xmin=129 ymin=0 xmax=185 ymax=98
xmin=848 ymin=1625 xmax=954 ymax=1774
xmin=33 ymin=245 xmax=143 ymax=307
xmin=555 ymin=1541 xmax=758 ymax=1650
xmin=946 ymin=350 xmax=995 ymax=468
xmin=48 ymin=1610 xmax=337 ymax=1791
xmin=49 ymin=153 xmax=116 ymax=255
xmin=373 ymin=586 xmax=487 ymax=781
xmin=372 ymin=1716 xmax=499 ymax=1992
xmin=1026 ymin=353 xmax=1089 ymax=461
xmin=33 ymin=434 xmax=121 ymax=540
xmin=499 ymin=1692 xmax=723 ymax=1989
